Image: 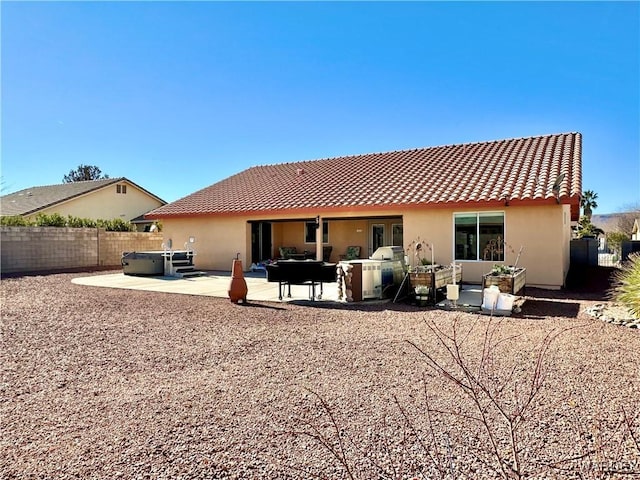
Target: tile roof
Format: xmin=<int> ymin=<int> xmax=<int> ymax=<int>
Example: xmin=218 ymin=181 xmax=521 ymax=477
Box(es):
xmin=1 ymin=177 xmax=165 ymax=217
xmin=147 ymin=132 xmax=582 ymax=220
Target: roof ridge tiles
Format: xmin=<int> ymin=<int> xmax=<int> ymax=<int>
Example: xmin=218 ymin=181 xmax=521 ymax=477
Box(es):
xmin=253 ymin=132 xmax=578 ymax=168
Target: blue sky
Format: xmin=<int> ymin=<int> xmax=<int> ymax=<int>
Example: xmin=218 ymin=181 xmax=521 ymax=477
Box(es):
xmin=2 ymin=1 xmax=639 ymax=214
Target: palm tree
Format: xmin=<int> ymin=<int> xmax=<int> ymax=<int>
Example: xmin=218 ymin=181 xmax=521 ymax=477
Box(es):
xmin=581 ymin=190 xmax=598 ymax=220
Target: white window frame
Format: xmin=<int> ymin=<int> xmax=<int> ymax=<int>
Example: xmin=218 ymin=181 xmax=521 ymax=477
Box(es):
xmin=453 ymin=211 xmax=506 ymax=262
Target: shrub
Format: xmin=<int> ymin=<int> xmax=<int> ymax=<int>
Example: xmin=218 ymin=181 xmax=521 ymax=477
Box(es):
xmin=606 ymin=231 xmax=630 ymax=255
xmin=97 ymin=218 xmax=135 ymax=232
xmin=0 ymin=215 xmax=33 ymax=226
xmin=611 ymin=252 xmax=640 ymax=318
xmin=1 ymin=213 xmax=135 ymax=231
xmin=66 ymin=215 xmax=97 ymax=228
xmin=34 ymin=213 xmax=66 ymax=227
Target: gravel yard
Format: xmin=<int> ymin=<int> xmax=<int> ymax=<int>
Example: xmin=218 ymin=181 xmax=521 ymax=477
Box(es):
xmin=1 ymin=271 xmax=639 ymax=479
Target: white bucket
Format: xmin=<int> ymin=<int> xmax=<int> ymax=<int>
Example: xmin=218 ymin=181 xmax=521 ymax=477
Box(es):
xmin=446 ymin=284 xmax=460 ymax=301
xmin=497 ymin=293 xmax=516 ymax=311
xmin=482 ymin=286 xmax=500 ymax=310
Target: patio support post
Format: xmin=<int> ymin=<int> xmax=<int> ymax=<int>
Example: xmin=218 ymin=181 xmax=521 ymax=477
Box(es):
xmin=316 ymin=215 xmax=322 ymax=261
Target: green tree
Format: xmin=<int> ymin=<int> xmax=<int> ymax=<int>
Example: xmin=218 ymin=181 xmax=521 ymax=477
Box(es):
xmin=575 ymin=215 xmax=604 ymax=238
xmin=62 ymin=165 xmax=109 ymax=183
xmin=580 ymin=190 xmax=598 ymax=219
xmin=606 ymin=231 xmax=630 ymax=256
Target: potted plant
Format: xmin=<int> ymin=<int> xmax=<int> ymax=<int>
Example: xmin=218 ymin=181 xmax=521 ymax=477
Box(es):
xmin=482 ymin=263 xmax=526 ymax=295
xmin=414 ymin=284 xmax=430 ymax=306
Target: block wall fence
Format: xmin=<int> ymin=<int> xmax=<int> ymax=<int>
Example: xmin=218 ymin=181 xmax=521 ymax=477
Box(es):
xmin=0 ymin=227 xmax=163 ymax=274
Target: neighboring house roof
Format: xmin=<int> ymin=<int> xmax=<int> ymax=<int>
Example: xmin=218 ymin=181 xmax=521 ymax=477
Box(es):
xmin=147 ymin=132 xmax=582 ymax=220
xmin=1 ymin=177 xmax=166 ymax=217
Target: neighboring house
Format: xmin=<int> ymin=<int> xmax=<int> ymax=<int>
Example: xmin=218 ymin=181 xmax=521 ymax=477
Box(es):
xmin=146 ymin=132 xmax=582 ymax=289
xmin=633 ymin=219 xmax=640 ymax=241
xmin=592 ymin=213 xmax=640 ymax=250
xmin=1 ymin=177 xmax=166 ymax=231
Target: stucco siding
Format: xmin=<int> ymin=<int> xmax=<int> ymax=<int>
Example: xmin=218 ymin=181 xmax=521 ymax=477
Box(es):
xmin=403 ymin=205 xmax=566 ymax=288
xmin=505 ymin=205 xmax=566 ymax=288
xmin=160 ymin=205 xmax=569 ymax=288
xmin=29 ymin=181 xmax=163 ymax=222
xmin=161 ymin=217 xmax=249 ymax=271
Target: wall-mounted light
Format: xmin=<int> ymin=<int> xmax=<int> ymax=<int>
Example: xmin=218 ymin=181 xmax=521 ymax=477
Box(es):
xmin=315 ymin=215 xmax=320 ymax=229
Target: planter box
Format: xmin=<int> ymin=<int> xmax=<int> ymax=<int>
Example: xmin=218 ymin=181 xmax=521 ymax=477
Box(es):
xmin=410 ymin=265 xmax=462 ymax=290
xmin=482 ymin=268 xmax=526 ymax=295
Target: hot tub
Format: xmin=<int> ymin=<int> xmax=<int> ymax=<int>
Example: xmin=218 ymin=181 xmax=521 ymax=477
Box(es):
xmin=121 ymin=251 xmax=164 ymax=276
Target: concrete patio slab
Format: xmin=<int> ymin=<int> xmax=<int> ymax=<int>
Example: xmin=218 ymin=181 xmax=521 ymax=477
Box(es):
xmin=72 ymin=271 xmax=342 ymax=303
xmin=72 ymin=270 xmax=487 ymax=309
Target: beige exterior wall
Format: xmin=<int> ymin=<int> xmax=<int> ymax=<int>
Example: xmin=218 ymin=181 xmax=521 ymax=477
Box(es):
xmin=26 ymin=180 xmax=164 ymax=223
xmin=161 ymin=216 xmax=251 ymax=272
xmin=403 ymin=204 xmax=569 ymax=288
xmin=161 ymin=204 xmax=571 ymax=288
xmin=161 ymin=210 xmax=402 ymax=270
xmin=273 ymin=217 xmax=380 ymax=261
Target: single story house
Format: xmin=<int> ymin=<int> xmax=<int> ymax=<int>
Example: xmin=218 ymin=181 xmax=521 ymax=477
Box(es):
xmin=1 ymin=177 xmax=166 ymax=231
xmin=146 ymin=132 xmax=582 ymax=289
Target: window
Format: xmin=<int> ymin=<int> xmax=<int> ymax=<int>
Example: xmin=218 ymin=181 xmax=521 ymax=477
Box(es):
xmin=392 ymin=224 xmax=403 ymax=246
xmin=116 ymin=184 xmax=127 ymax=194
xmin=454 ymin=212 xmax=505 ymax=261
xmin=372 ymin=224 xmax=385 ymax=252
xmin=305 ymin=221 xmax=329 ymax=243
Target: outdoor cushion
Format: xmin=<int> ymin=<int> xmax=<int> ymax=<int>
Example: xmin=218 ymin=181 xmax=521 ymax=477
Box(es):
xmin=279 ymin=246 xmax=297 ymax=259
xmin=341 ymin=246 xmax=361 ymax=260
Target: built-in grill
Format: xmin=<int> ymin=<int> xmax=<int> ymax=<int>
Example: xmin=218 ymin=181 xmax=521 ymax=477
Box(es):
xmin=340 ymin=246 xmax=406 ymax=300
xmin=370 ymin=246 xmax=406 ymax=286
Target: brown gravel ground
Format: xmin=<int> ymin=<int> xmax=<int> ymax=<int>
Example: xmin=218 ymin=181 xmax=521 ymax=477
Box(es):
xmin=1 ymin=270 xmax=639 ymax=479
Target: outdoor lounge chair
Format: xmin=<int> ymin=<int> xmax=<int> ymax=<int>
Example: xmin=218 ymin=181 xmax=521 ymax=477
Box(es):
xmin=279 ymin=246 xmax=298 ymax=259
xmin=340 ymin=246 xmax=361 ymax=261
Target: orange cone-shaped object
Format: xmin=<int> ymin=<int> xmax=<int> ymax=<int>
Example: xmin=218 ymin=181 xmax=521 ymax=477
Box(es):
xmin=228 ymin=258 xmax=248 ymax=303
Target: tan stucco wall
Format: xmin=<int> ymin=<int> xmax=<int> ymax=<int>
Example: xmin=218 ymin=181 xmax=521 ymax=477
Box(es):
xmin=403 ymin=204 xmax=569 ymax=288
xmin=28 ymin=181 xmax=164 ymax=222
xmin=160 ymin=204 xmax=571 ymax=288
xmin=273 ymin=218 xmax=372 ymax=262
xmin=161 ymin=216 xmax=251 ymax=271
xmin=161 ymin=210 xmax=402 ymax=270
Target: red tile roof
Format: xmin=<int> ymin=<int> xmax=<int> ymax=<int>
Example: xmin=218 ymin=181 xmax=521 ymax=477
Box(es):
xmin=147 ymin=132 xmax=582 ymax=220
